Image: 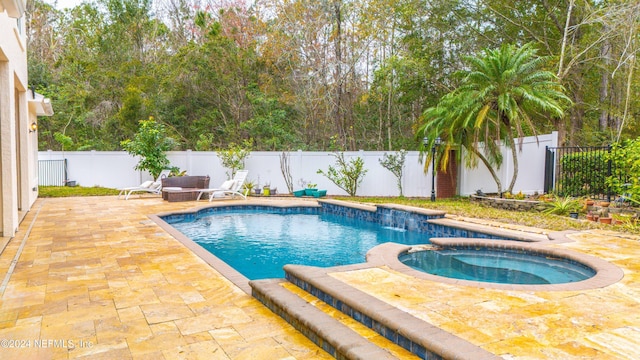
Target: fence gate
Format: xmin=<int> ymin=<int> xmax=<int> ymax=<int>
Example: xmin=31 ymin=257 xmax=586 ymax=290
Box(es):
xmin=38 ymin=159 xmax=68 ymax=186
xmin=544 ymin=146 xmax=612 ymax=200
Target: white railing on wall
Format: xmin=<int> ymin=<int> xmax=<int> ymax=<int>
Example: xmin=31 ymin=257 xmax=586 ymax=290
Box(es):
xmin=37 ymin=132 xmax=557 ymax=197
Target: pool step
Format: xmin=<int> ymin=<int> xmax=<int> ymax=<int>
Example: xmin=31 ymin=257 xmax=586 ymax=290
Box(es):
xmin=250 ymin=278 xmax=407 ymax=359
xmin=279 ymin=264 xmax=502 ymax=360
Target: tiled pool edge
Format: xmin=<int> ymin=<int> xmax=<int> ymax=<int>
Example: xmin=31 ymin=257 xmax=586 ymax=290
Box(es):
xmin=279 ymin=264 xmax=501 ymax=360
xmin=250 ymin=278 xmax=399 ymax=360
xmin=150 ymin=199 xmax=558 ymax=293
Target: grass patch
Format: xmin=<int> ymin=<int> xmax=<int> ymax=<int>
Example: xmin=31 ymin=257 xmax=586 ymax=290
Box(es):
xmin=39 ymin=186 xmax=120 ymax=197
xmin=335 ymin=196 xmax=638 ymax=234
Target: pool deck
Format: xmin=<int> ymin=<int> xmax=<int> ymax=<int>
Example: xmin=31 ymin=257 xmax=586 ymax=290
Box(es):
xmin=1 ymin=196 xmax=639 ymax=359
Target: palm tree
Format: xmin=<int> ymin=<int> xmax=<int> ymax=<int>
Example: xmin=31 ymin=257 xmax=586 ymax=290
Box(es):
xmin=418 ymin=43 xmax=571 ymax=194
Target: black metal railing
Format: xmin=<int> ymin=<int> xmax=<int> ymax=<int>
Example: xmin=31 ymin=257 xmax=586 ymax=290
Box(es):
xmin=544 ymin=146 xmax=616 ymax=200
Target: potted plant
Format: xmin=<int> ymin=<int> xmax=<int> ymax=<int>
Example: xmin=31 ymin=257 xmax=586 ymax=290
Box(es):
xmin=242 ymin=180 xmax=256 ymax=196
xmin=599 ymin=217 xmax=613 ymax=224
xmin=599 ymin=207 xmax=612 ymax=224
xmin=304 ymin=183 xmax=317 ymax=196
xmin=263 ymin=182 xmax=271 ymax=196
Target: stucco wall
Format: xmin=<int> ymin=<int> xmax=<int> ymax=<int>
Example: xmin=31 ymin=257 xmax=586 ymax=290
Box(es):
xmin=0 ymin=9 xmax=37 ymax=237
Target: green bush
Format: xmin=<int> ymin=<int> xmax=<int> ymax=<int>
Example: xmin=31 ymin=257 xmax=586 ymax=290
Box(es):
xmin=607 ymin=139 xmax=640 ymax=205
xmin=542 ymin=196 xmax=582 ymax=216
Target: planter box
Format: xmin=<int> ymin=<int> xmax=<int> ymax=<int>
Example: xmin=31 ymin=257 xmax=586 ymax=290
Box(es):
xmin=312 ymin=190 xmax=327 ymax=198
xmin=305 ymin=188 xmax=317 ymax=196
xmin=293 ymin=189 xmax=305 ymax=197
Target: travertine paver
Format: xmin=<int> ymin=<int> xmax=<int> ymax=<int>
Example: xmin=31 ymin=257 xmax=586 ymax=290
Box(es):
xmin=2 ymin=195 xmax=640 ymax=359
xmin=0 ymin=196 xmax=331 ymax=359
xmin=330 ymin=229 xmax=640 ymax=359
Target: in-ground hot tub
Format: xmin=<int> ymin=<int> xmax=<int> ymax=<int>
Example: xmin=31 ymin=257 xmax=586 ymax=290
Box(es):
xmin=399 ymin=246 xmax=596 ymax=285
xmin=368 ymin=238 xmax=624 ymax=291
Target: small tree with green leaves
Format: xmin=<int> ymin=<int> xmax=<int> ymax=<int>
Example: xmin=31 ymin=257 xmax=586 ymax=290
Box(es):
xmin=379 ymin=150 xmax=407 ymax=197
xmin=317 ymin=152 xmax=368 ymax=196
xmin=121 ymin=117 xmax=175 ymax=179
xmin=217 ymin=140 xmax=252 ymax=178
xmin=607 ymin=138 xmax=640 ymax=205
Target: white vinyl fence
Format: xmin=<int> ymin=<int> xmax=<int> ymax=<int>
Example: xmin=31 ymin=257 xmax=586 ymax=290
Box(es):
xmin=38 ymin=132 xmax=557 ymax=197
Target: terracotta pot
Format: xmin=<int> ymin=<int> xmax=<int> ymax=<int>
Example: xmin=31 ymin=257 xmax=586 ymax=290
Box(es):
xmin=586 ymin=214 xmax=595 ymax=221
xmin=585 ymin=199 xmax=595 ymax=206
xmin=599 ymin=217 xmax=612 ymax=224
xmin=599 ymin=201 xmax=610 ymax=208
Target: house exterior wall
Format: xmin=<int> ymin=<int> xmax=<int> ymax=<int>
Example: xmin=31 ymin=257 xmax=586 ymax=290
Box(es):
xmin=0 ymin=8 xmax=39 ymax=237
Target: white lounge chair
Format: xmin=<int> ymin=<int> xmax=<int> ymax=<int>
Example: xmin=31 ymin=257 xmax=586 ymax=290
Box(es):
xmin=118 ymin=169 xmax=171 ymax=200
xmin=196 ymin=170 xmax=249 ymax=201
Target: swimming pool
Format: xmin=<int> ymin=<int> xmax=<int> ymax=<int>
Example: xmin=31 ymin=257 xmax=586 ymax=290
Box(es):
xmin=168 ymin=209 xmax=427 ymax=279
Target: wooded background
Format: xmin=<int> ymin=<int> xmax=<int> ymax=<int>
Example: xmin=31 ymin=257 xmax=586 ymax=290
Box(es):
xmin=26 ymin=0 xmax=639 ymax=151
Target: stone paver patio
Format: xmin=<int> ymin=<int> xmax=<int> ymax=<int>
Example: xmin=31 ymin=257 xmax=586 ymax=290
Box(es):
xmin=1 ymin=196 xmax=639 ymax=359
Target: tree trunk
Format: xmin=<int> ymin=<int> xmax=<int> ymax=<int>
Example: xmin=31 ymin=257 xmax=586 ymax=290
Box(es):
xmin=332 ymin=0 xmax=345 ymax=149
xmin=506 ymin=131 xmax=519 ymax=194
xmin=468 ymin=147 xmax=503 ymax=195
xmin=570 ymin=90 xmax=584 ymax=146
xmin=599 ymin=32 xmax=612 ymax=132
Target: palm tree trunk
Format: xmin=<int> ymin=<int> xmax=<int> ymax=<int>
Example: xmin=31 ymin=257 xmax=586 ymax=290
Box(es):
xmin=507 ymin=131 xmax=519 ymax=194
xmin=507 ymin=140 xmax=518 ymax=193
xmin=468 ymin=147 xmax=503 ymax=194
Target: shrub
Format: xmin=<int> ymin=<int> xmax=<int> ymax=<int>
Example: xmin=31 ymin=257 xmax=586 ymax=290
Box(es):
xmin=379 ymin=150 xmax=407 ymax=197
xmin=317 ymin=152 xmax=368 ymax=196
xmin=607 ymin=139 xmax=640 ymax=206
xmin=121 ymin=117 xmax=175 ymax=179
xmin=217 ymin=141 xmax=252 ymax=179
xmin=542 ymin=196 xmax=582 ymax=216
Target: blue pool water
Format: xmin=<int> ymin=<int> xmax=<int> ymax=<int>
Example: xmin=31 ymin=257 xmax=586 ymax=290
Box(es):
xmin=169 ymin=210 xmax=427 ymax=279
xmin=399 ymin=248 xmax=596 ymax=284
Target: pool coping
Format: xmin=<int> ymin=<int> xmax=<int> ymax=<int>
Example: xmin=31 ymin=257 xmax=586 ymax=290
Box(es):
xmin=149 ymin=199 xmax=621 ymax=293
xmin=150 ymin=200 xmax=324 ymax=294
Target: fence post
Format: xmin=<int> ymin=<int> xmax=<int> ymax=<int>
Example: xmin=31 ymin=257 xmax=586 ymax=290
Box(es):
xmin=543 ymin=146 xmax=554 ymax=194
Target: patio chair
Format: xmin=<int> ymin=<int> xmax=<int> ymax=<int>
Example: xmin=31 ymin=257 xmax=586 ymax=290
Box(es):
xmin=196 ymin=170 xmax=249 ymax=201
xmin=118 ymin=169 xmax=171 ymax=200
